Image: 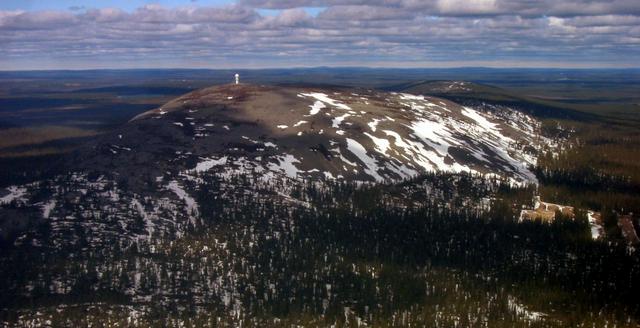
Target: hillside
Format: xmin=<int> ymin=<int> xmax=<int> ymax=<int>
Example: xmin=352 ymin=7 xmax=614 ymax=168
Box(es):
xmin=69 ymin=83 xmax=548 ymax=189
xmin=0 ymin=83 xmax=558 ymax=253
xmin=4 ymin=83 xmax=638 ymax=327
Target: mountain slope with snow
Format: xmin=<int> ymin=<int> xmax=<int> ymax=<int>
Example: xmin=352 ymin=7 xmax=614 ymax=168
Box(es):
xmin=80 ymin=83 xmax=548 ymax=186
xmin=0 ymin=83 xmax=554 ymax=251
xmin=5 ymin=83 xmax=616 ymax=328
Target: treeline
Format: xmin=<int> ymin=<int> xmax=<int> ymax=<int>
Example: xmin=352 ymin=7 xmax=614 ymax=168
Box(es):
xmin=0 ymin=153 xmax=65 ymax=188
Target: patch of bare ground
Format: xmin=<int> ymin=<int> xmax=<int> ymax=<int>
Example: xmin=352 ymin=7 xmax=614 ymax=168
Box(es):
xmin=0 ymin=126 xmax=99 ymax=157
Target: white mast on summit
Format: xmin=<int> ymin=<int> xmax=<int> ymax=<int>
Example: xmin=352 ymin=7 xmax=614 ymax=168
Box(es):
xmin=235 ymin=73 xmax=240 ymax=85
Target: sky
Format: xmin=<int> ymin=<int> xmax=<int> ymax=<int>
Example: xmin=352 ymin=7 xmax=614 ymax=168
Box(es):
xmin=0 ymin=0 xmax=638 ymax=70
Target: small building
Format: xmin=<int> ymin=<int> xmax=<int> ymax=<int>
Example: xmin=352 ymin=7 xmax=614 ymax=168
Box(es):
xmin=534 ymin=197 xmax=575 ymax=218
xmin=519 ymin=209 xmax=556 ymax=223
xmin=618 ymin=214 xmax=640 ymax=245
xmin=518 ymin=196 xmax=575 ymax=223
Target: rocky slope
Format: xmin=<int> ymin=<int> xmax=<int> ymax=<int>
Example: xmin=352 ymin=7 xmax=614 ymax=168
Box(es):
xmin=72 ymin=83 xmax=547 ymax=188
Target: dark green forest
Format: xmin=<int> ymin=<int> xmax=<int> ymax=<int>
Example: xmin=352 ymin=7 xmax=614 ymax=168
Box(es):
xmin=1 ymin=171 xmax=639 ymax=327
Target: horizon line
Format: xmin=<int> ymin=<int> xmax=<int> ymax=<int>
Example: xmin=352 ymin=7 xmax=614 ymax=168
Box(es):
xmin=1 ymin=65 xmax=639 ymax=72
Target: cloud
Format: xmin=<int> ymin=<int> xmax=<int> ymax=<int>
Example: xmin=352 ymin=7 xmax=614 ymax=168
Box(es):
xmin=260 ymin=8 xmax=313 ymax=26
xmin=435 ymin=0 xmax=499 ymax=15
xmin=241 ymin=0 xmax=640 ymax=17
xmin=0 ymin=1 xmax=638 ymax=69
xmin=0 ymin=10 xmax=76 ymax=30
xmin=82 ymin=8 xmax=127 ymax=22
xmin=319 ymin=5 xmax=414 ymax=21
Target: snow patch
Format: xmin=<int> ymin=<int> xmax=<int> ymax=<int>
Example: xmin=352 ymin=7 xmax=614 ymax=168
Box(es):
xmin=368 ymin=118 xmax=382 ymax=132
xmin=308 ymin=101 xmax=326 ymax=115
xmin=268 ymin=154 xmax=301 ymax=179
xmin=191 ymin=157 xmax=228 ymax=173
xmin=461 ymin=107 xmax=498 ymax=132
xmin=0 ymin=186 xmax=27 ymax=205
xmin=364 ymin=133 xmax=390 ymax=156
xmin=300 ymin=93 xmax=352 ymax=111
xmin=41 ymin=200 xmax=56 ymax=219
xmin=166 ymin=181 xmax=199 ymax=217
xmin=345 ymin=138 xmax=383 ymax=182
xmin=508 ymin=296 xmax=546 ymax=322
xmin=332 ymin=113 xmax=351 ymax=128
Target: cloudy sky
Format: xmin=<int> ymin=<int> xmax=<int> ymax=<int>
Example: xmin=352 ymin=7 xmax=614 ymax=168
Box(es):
xmin=0 ymin=0 xmax=638 ymax=69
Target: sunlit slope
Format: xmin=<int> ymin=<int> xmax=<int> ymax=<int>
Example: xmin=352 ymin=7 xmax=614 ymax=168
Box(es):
xmin=78 ymin=83 xmax=551 ymax=185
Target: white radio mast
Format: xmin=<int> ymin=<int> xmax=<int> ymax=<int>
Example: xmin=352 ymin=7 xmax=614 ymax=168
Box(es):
xmin=235 ymin=73 xmax=240 ymax=85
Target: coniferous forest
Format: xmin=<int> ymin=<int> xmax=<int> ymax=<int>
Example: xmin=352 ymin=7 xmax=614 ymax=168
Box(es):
xmin=1 ymin=169 xmax=639 ymax=327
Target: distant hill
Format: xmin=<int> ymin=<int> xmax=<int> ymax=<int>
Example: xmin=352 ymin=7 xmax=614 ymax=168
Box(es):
xmin=387 ymin=80 xmax=596 ymax=121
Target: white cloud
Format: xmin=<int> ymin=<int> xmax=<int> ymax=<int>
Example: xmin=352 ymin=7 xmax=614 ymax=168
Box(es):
xmin=0 ymin=1 xmax=638 ymax=69
xmin=436 ymin=0 xmax=498 ymax=15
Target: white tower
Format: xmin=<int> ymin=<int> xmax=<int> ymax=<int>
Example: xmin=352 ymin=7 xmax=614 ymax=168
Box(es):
xmin=235 ymin=73 xmax=240 ymax=85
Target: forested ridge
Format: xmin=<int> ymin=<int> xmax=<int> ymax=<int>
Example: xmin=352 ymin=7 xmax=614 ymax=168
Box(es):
xmin=1 ymin=169 xmax=638 ymax=327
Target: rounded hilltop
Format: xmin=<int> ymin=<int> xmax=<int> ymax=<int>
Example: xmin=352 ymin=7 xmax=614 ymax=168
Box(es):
xmin=80 ymin=83 xmax=548 ymax=185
